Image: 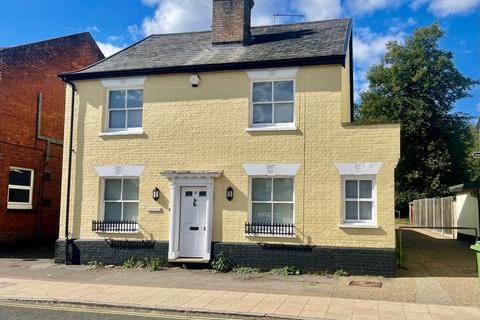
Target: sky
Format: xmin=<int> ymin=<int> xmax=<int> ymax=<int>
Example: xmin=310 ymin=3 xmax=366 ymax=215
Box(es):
xmin=1 ymin=0 xmax=479 ymax=118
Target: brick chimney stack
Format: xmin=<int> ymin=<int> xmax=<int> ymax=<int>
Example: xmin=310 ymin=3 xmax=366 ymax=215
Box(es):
xmin=211 ymin=0 xmax=254 ymax=45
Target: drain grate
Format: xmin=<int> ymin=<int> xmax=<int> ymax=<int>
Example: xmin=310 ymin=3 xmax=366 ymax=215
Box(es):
xmin=348 ymin=281 xmax=383 ymax=288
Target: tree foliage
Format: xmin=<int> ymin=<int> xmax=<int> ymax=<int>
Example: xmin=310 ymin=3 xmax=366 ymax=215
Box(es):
xmin=357 ymin=24 xmax=479 ymax=212
xmin=468 ymin=125 xmax=480 ymax=182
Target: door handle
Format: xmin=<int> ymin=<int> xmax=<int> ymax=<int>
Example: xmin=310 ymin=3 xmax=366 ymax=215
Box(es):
xmin=193 ymin=199 xmax=197 ymax=207
xmin=190 ymin=226 xmax=199 ymax=231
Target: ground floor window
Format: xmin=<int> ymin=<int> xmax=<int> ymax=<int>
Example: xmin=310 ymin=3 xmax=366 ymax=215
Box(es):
xmin=343 ymin=176 xmax=375 ymax=224
xmin=251 ymin=177 xmax=294 ymax=224
xmin=103 ymin=178 xmax=139 ymax=221
xmin=7 ymin=167 xmax=34 ymax=209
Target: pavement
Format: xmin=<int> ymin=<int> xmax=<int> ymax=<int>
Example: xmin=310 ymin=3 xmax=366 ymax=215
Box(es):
xmin=1 ymin=276 xmax=480 ymax=320
xmin=0 ymin=229 xmax=479 ymax=319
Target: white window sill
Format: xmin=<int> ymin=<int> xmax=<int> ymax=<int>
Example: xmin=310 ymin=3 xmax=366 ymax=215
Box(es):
xmin=245 ymin=126 xmax=297 ymax=132
xmin=245 ymin=233 xmax=296 ymax=238
xmin=98 ymin=129 xmax=144 ymax=137
xmin=338 ymin=223 xmax=379 ymax=229
xmin=94 ymin=230 xmax=140 ymax=234
xmin=7 ymin=204 xmax=33 ymax=210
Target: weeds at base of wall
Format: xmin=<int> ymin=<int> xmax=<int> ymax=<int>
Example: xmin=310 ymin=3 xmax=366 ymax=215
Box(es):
xmin=89 ymin=251 xmax=353 ymax=277
xmin=87 ymin=261 xmax=104 ymax=269
xmin=212 ymin=252 xmax=353 ymax=277
xmin=333 ymin=269 xmax=350 ymax=277
xmin=232 ymin=266 xmax=261 ymax=274
xmin=121 ymin=256 xmax=165 ymax=271
xmin=211 ymin=251 xmax=231 ymax=273
xmin=271 ymin=266 xmax=302 ymax=276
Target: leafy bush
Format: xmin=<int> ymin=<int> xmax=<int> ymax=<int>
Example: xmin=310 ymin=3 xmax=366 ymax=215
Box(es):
xmin=123 ymin=256 xmax=138 ymax=269
xmin=271 ymin=266 xmax=301 ymax=276
xmin=147 ymin=257 xmax=162 ymax=271
xmin=334 ymin=269 xmax=350 ymax=276
xmin=87 ymin=260 xmax=104 ymax=268
xmin=232 ymin=266 xmax=261 ymax=274
xmin=211 ymin=251 xmax=231 ymax=273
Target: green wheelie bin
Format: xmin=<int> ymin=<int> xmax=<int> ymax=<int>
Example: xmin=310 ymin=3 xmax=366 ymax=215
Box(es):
xmin=470 ymin=241 xmax=480 ymax=278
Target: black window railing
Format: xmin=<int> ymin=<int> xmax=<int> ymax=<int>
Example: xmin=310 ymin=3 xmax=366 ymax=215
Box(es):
xmin=245 ymin=222 xmax=295 ymax=236
xmin=92 ymin=220 xmax=138 ymax=233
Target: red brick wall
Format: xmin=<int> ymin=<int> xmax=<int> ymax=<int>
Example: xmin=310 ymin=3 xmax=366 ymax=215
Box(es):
xmin=0 ymin=33 xmax=104 ymax=242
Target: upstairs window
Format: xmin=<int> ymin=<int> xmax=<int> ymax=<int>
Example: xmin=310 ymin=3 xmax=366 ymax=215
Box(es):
xmin=107 ymin=89 xmax=143 ymax=131
xmin=252 ymin=80 xmax=294 ymax=127
xmin=251 ymin=177 xmax=294 ymax=224
xmin=7 ymin=167 xmax=34 ymax=209
xmin=103 ymin=178 xmax=139 ymax=222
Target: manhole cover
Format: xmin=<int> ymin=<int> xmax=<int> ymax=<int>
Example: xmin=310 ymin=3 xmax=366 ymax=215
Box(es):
xmin=349 ymin=281 xmax=383 ymax=288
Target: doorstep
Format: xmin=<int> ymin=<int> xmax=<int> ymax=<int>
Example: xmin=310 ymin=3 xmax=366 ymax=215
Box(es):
xmin=168 ymin=258 xmax=210 ymax=264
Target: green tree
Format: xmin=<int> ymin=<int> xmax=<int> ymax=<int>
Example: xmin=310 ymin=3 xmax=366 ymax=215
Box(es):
xmin=468 ymin=124 xmax=480 ymax=182
xmin=357 ymin=24 xmax=479 ymax=213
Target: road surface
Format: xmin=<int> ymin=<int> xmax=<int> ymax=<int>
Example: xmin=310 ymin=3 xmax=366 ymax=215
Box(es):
xmin=0 ymin=302 xmax=228 ymax=320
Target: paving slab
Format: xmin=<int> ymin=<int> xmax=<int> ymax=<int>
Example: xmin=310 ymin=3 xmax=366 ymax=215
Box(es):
xmin=453 ymin=306 xmax=480 ymax=320
xmin=326 ymin=298 xmax=355 ymax=320
xmin=249 ymin=294 xmax=288 ymax=314
xmin=0 ymin=276 xmax=480 ymax=320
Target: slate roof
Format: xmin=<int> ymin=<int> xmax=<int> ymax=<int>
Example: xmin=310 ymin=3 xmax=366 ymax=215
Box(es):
xmin=62 ymin=18 xmax=351 ymax=80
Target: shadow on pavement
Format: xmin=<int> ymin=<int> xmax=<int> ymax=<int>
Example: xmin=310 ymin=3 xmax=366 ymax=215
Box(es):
xmin=0 ymin=240 xmax=55 ymax=260
xmin=397 ymin=229 xmax=477 ymax=278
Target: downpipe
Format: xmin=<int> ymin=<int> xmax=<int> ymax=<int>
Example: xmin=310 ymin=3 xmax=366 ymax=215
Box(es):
xmin=64 ymin=79 xmax=76 ymax=264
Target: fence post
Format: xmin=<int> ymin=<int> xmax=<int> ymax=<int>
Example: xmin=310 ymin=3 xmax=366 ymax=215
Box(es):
xmin=440 ymin=198 xmax=446 ymax=235
xmin=424 ymin=199 xmax=427 ymax=227
xmin=409 ymin=202 xmax=412 ymax=225
xmin=440 ymin=199 xmax=445 ymax=235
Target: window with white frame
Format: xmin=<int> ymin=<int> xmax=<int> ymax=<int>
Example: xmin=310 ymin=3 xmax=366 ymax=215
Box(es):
xmin=251 ymin=177 xmax=294 ymax=224
xmin=7 ymin=167 xmax=34 ymax=209
xmin=107 ymin=89 xmax=143 ymax=130
xmin=342 ymin=177 xmax=375 ymax=224
xmin=103 ymin=178 xmax=139 ymax=221
xmin=252 ymin=80 xmax=294 ymax=126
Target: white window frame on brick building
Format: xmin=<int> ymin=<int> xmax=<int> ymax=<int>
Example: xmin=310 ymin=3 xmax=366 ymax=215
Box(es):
xmin=101 ymin=178 xmax=139 ymax=222
xmin=106 ymin=88 xmax=143 ymax=131
xmin=341 ymin=176 xmax=376 ymax=226
xmin=250 ymin=177 xmax=295 ymax=224
xmin=94 ymin=165 xmax=144 ymax=233
xmin=99 ymin=77 xmax=146 ymax=136
xmin=335 ymin=162 xmax=382 ymax=228
xmin=243 ymin=163 xmax=300 ymax=237
xmin=246 ymin=68 xmax=298 ymax=131
xmin=7 ymin=167 xmax=34 ymax=210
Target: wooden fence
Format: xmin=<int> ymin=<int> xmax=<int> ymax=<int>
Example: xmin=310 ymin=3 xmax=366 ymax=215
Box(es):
xmin=410 ymin=196 xmax=455 ymax=237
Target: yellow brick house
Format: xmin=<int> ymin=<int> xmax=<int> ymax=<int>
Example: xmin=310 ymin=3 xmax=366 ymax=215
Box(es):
xmin=56 ymin=0 xmax=400 ymax=276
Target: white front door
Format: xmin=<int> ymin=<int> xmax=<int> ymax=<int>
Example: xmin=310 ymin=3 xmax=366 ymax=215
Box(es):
xmin=179 ymin=187 xmax=208 ymax=257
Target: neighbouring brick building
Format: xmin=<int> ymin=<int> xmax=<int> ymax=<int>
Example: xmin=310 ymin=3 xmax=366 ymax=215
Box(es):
xmin=0 ymin=33 xmax=104 ymax=242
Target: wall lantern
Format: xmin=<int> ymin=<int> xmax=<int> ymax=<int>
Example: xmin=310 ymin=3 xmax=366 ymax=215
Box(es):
xmin=189 ymin=74 xmax=201 ymax=87
xmin=226 ymin=187 xmax=234 ymax=201
xmin=152 ymin=187 xmax=160 ymax=201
